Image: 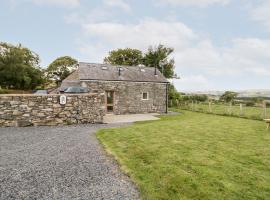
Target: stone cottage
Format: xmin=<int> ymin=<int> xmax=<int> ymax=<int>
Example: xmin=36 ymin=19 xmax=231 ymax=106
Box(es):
xmin=59 ymin=62 xmax=169 ymax=114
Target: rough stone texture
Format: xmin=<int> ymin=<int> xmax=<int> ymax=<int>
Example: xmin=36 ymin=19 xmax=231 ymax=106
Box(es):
xmin=0 ymin=124 xmax=139 ymax=200
xmin=82 ymin=81 xmax=168 ymax=114
xmin=0 ymin=94 xmax=105 ymax=127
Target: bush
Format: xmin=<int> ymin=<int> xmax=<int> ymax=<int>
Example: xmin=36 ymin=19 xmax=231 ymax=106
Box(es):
xmin=246 ymin=101 xmax=255 ymax=107
xmin=0 ymin=88 xmax=8 ymax=94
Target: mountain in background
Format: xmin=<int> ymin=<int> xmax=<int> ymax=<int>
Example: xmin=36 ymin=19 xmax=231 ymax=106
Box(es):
xmin=184 ymin=89 xmax=270 ymax=98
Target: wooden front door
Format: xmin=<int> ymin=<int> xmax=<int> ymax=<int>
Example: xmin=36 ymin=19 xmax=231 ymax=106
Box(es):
xmin=106 ymin=91 xmax=114 ymax=113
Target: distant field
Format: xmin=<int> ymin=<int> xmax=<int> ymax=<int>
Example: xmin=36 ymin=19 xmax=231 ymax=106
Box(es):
xmin=97 ymin=111 xmax=270 ymax=200
xmin=176 ymin=103 xmax=270 ymax=120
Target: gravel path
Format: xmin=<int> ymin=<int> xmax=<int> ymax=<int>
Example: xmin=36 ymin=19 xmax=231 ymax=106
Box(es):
xmin=0 ymin=124 xmax=139 ymax=200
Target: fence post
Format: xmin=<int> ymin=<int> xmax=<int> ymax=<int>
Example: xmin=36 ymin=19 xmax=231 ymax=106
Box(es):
xmin=228 ymin=102 xmax=232 ymax=115
xmin=262 ymin=101 xmax=267 ymax=119
xmin=240 ymin=103 xmax=243 ymax=117
xmin=208 ymin=100 xmax=212 ymax=113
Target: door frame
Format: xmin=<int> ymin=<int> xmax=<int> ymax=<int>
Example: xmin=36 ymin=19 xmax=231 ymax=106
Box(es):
xmin=105 ymin=91 xmax=115 ymax=113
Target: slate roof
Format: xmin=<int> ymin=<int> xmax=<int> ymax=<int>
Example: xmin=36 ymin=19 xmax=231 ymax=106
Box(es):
xmin=78 ymin=62 xmax=169 ymax=83
xmin=59 ymin=70 xmax=80 ymax=92
xmin=57 ymin=62 xmax=169 ymax=93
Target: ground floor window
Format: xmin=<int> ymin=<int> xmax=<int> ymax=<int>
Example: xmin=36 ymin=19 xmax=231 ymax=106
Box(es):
xmin=142 ymin=92 xmax=149 ymax=100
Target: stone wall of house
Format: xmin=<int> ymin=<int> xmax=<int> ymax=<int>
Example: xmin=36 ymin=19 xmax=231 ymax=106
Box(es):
xmin=0 ymin=93 xmax=105 ymax=127
xmin=81 ymin=81 xmax=168 ymax=114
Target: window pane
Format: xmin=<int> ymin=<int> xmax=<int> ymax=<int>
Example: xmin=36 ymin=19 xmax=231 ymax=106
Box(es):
xmin=143 ymin=92 xmax=148 ymax=99
xmin=107 ymin=92 xmax=114 ymax=104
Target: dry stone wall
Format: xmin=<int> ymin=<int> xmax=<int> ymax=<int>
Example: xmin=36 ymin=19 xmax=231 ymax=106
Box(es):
xmin=0 ymin=93 xmax=105 ymax=127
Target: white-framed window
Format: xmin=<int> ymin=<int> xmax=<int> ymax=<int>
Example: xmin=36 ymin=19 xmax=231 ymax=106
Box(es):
xmin=142 ymin=92 xmax=149 ymax=100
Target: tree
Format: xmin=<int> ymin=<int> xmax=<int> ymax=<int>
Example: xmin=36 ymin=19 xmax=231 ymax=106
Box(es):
xmin=220 ymin=91 xmax=238 ymax=103
xmin=190 ymin=94 xmax=208 ymax=102
xmin=104 ymin=48 xmax=143 ymax=66
xmin=104 ymin=45 xmax=178 ymax=79
xmin=143 ymin=44 xmax=176 ymax=78
xmin=168 ymin=84 xmax=181 ymax=107
xmin=169 ymin=84 xmax=181 ymax=101
xmin=0 ymin=42 xmax=44 ymax=90
xmin=46 ymin=56 xmax=78 ymax=85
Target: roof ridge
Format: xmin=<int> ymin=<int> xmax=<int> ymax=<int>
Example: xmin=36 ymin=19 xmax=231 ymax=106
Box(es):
xmin=78 ymin=62 xmax=157 ymax=69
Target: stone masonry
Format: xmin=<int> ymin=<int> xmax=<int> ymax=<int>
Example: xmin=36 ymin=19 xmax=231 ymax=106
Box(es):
xmin=82 ymin=81 xmax=168 ymax=115
xmin=0 ymin=93 xmax=105 ymax=127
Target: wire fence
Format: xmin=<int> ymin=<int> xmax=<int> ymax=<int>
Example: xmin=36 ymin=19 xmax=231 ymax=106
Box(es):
xmin=170 ymin=100 xmax=269 ymax=120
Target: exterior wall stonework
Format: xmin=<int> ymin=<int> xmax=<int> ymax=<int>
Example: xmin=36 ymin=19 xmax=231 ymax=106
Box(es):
xmin=0 ymin=93 xmax=105 ymax=127
xmin=82 ymin=81 xmax=168 ymax=114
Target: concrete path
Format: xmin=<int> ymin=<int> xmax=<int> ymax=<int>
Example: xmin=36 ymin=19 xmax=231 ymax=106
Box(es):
xmin=104 ymin=113 xmax=160 ymax=124
xmin=0 ymin=124 xmax=139 ymax=200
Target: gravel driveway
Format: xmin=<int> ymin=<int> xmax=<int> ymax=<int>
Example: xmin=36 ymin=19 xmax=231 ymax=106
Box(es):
xmin=0 ymin=124 xmax=139 ymax=200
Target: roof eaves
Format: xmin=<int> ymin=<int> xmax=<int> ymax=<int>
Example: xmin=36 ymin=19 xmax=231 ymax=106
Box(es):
xmin=79 ymin=78 xmax=169 ymax=83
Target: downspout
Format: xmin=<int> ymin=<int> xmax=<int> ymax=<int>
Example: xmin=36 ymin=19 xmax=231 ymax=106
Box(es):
xmin=118 ymin=68 xmax=121 ymax=76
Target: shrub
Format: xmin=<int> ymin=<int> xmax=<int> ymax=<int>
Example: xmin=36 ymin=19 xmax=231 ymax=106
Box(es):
xmin=246 ymin=101 xmax=255 ymax=107
xmin=0 ymin=88 xmax=8 ymax=94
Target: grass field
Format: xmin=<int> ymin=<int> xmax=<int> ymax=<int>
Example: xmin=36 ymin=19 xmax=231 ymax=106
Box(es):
xmin=178 ymin=103 xmax=270 ymax=120
xmin=97 ymin=111 xmax=270 ymax=200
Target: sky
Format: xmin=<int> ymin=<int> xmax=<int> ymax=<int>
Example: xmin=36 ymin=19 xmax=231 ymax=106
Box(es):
xmin=1 ymin=0 xmax=270 ymax=92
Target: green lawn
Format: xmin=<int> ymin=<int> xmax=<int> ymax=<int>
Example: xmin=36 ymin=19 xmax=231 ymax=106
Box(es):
xmin=179 ymin=103 xmax=270 ymax=120
xmin=97 ymin=111 xmax=270 ymax=200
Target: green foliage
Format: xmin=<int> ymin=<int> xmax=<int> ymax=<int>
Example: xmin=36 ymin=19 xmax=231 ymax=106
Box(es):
xmin=168 ymin=84 xmax=182 ymax=107
xmin=98 ymin=111 xmax=270 ymax=200
xmin=0 ymin=42 xmax=44 ymax=90
xmin=245 ymin=101 xmax=255 ymax=107
xmin=220 ymin=91 xmax=238 ymax=103
xmin=177 ymin=95 xmax=208 ymax=103
xmin=250 ymin=97 xmax=264 ymax=103
xmin=168 ymin=84 xmax=180 ymax=100
xmin=104 ymin=48 xmax=143 ymax=66
xmin=104 ymin=44 xmax=177 ymax=79
xmin=46 ymin=56 xmax=78 ymax=85
xmin=0 ymin=88 xmax=8 ymax=94
xmin=189 ymin=94 xmax=208 ymax=102
xmin=143 ymin=44 xmax=176 ymax=78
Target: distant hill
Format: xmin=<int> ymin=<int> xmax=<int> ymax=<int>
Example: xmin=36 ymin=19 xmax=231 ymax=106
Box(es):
xmin=184 ymin=89 xmax=270 ymax=98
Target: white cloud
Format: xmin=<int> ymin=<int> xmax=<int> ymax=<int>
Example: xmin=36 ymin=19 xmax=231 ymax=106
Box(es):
xmin=172 ymin=75 xmax=212 ymax=91
xmin=251 ymin=0 xmax=270 ymax=30
xmin=82 ymin=19 xmax=197 ymax=51
xmin=157 ymin=0 xmax=230 ymax=7
xmin=10 ymin=0 xmax=80 ymax=7
xmin=65 ymin=8 xmax=113 ymax=24
xmin=65 ymin=1 xmax=131 ymax=24
xmin=103 ymin=0 xmax=130 ymax=12
xmin=73 ymin=18 xmax=270 ymax=91
xmin=176 ymin=38 xmax=270 ymax=77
